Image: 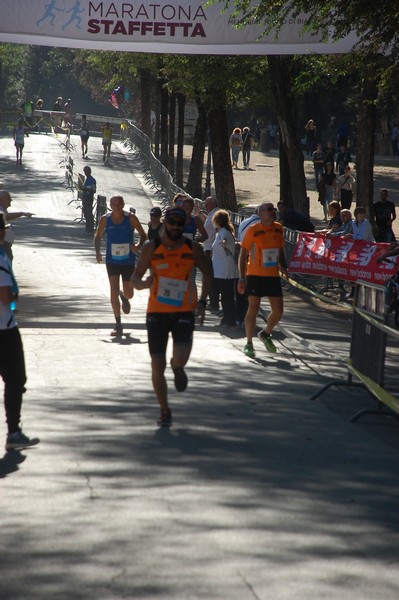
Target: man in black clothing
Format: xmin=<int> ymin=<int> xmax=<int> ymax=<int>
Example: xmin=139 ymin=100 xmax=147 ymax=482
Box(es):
xmin=277 ymin=202 xmax=315 ymax=232
xmin=374 ymin=188 xmax=396 ymax=243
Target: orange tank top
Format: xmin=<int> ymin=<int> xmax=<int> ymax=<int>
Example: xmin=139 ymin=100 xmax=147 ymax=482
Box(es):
xmin=147 ymin=239 xmax=197 ymax=313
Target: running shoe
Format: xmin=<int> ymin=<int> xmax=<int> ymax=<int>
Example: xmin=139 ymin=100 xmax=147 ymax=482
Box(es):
xmin=170 ymin=359 xmax=188 ymax=392
xmin=6 ymin=431 xmax=40 ymax=451
xmin=111 ymin=324 xmax=123 ymax=337
xmin=158 ymin=408 xmax=172 ymax=427
xmin=244 ymin=342 xmax=255 ymax=358
xmin=257 ymin=330 xmax=277 ymax=353
xmin=119 ymin=291 xmax=131 ymax=314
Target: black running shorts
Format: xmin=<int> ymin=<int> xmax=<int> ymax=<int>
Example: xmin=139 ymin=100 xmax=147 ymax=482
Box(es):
xmin=246 ymin=275 xmax=283 ymax=298
xmin=146 ymin=312 xmax=195 ymax=355
xmin=106 ymin=263 xmax=135 ymax=281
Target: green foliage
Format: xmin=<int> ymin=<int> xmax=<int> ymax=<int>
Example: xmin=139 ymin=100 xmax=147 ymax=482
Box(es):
xmin=219 ymin=0 xmax=399 ymax=55
xmin=161 ymin=54 xmax=271 ymax=111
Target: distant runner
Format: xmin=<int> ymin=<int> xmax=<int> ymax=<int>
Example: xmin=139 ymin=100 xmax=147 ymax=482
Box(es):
xmin=100 ymin=122 xmax=113 ymax=164
xmin=95 ymin=195 xmax=147 ymax=337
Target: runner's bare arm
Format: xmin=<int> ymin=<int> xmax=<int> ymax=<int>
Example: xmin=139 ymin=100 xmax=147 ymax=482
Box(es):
xmin=130 ymin=214 xmax=148 ymax=251
xmin=237 ymin=246 xmax=249 ymax=294
xmin=279 ymin=248 xmax=289 ymax=279
xmin=195 ymin=216 xmax=208 ymax=243
xmin=131 ymin=241 xmax=154 ymax=289
xmin=192 ymin=242 xmax=212 ymax=325
xmin=193 ymin=242 xmax=212 ymax=300
xmin=94 ymin=215 xmax=107 ymax=262
xmin=0 ymin=285 xmax=13 ymax=305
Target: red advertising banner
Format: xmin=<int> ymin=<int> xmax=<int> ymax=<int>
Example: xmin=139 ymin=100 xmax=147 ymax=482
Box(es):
xmin=289 ymin=234 xmax=399 ymax=285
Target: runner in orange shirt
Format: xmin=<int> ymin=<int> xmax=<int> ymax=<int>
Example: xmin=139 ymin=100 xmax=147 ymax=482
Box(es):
xmin=237 ymin=202 xmax=288 ymax=357
xmin=132 ymin=206 xmax=211 ymax=427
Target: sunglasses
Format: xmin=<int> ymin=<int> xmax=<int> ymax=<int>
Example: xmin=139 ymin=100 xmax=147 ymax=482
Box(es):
xmin=261 ymin=206 xmax=275 ymax=212
xmin=166 ymin=219 xmax=185 ymax=227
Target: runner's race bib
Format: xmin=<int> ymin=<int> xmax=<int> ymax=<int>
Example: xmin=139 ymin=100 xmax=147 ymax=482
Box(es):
xmin=111 ymin=243 xmax=130 ymax=260
xmin=157 ymin=276 xmax=188 ymax=306
xmin=262 ymin=248 xmax=279 ymax=267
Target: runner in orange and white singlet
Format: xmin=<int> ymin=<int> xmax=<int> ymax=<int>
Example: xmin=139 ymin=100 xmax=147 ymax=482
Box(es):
xmin=237 ymin=201 xmax=288 ymax=357
xmin=133 ymin=206 xmax=211 ymax=427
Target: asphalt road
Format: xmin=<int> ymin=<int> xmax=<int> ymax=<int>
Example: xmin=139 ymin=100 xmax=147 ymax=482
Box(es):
xmin=0 ymin=131 xmax=399 ymax=600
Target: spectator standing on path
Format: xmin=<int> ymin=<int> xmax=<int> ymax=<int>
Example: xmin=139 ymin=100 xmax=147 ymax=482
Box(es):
xmin=312 ymin=143 xmax=325 ymax=186
xmin=304 ymin=119 xmax=317 ymax=157
xmin=318 ymin=162 xmax=337 ymax=220
xmin=238 ymin=202 xmax=288 ymax=358
xmin=52 ymin=96 xmax=63 ymax=132
xmin=0 ymin=190 xmax=34 ymax=262
xmin=373 ymin=188 xmax=396 ymax=243
xmin=336 ymin=121 xmax=350 ymax=148
xmin=95 ymin=195 xmax=146 ymax=337
xmin=132 ymin=206 xmax=211 ymax=427
xmin=241 ymin=126 xmax=254 ymax=169
xmin=0 ymin=214 xmax=39 ymax=451
xmin=277 ymin=202 xmax=315 ymax=232
xmin=337 ymin=165 xmax=356 ymax=210
xmin=79 ymin=166 xmax=96 ymax=235
xmin=79 ymin=114 xmax=90 ymax=158
xmin=52 ymin=96 xmax=63 ymax=112
xmin=336 ymin=145 xmax=352 ymax=176
xmin=229 ymin=127 xmax=243 ymax=169
xmin=211 ymin=209 xmax=239 ymax=328
xmin=13 ymin=118 xmax=27 ymax=166
xmin=100 ymin=122 xmax=113 ymax=163
xmin=147 ymin=206 xmax=163 ymax=241
xmin=63 ymin=99 xmax=72 ymax=128
xmin=202 ymin=195 xmax=220 ymax=311
xmin=323 ymin=140 xmax=336 ymax=168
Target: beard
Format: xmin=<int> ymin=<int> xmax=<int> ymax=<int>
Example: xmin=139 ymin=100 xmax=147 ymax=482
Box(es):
xmin=165 ymin=227 xmax=184 ymax=242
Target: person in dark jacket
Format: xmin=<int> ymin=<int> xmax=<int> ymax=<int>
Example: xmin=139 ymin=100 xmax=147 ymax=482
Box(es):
xmin=277 ymin=202 xmax=315 ymax=232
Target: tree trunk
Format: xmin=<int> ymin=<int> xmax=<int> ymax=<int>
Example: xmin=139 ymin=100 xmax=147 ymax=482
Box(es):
xmin=279 ymin=139 xmax=293 ymax=207
xmin=268 ymin=56 xmax=308 ymax=215
xmin=186 ymin=98 xmax=207 ymax=198
xmin=355 ymin=71 xmax=378 ymax=219
xmin=168 ymin=93 xmax=176 ymax=178
xmin=175 ymin=93 xmax=185 ymax=188
xmin=159 ymin=79 xmax=169 ymax=167
xmin=208 ymin=107 xmax=237 ymax=211
xmin=154 ymin=82 xmax=161 ymax=159
xmin=139 ymin=68 xmax=152 ymax=139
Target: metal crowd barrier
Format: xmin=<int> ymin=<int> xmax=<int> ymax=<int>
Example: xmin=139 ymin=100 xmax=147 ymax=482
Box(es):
xmin=123 ymin=120 xmax=185 ymax=203
xmin=310 ymin=280 xmax=399 ymax=421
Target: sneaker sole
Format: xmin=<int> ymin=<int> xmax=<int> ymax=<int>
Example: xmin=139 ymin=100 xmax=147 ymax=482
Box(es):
xmin=119 ymin=292 xmax=131 ymax=315
xmin=6 ymin=439 xmax=40 ymax=450
xmin=111 ymin=329 xmax=123 ymax=337
xmin=170 ymin=360 xmax=188 ymax=392
xmin=257 ymin=332 xmax=277 ymax=353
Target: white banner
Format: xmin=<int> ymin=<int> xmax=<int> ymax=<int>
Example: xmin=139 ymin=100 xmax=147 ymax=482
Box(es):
xmin=0 ymin=1 xmax=357 ymax=54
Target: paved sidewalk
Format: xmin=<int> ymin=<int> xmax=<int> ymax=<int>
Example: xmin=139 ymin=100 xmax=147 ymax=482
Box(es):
xmin=0 ymin=133 xmax=399 ymax=600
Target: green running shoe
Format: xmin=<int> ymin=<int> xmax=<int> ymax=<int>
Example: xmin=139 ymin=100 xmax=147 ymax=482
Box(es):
xmin=244 ymin=342 xmax=255 ymax=358
xmin=257 ymin=330 xmax=277 ymax=353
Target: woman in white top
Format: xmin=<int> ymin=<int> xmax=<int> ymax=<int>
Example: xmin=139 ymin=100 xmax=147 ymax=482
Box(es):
xmin=212 ymin=209 xmax=239 ymax=327
xmin=349 ymin=206 xmax=375 ymax=242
